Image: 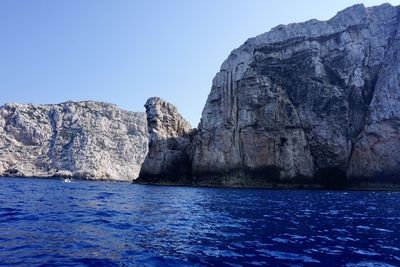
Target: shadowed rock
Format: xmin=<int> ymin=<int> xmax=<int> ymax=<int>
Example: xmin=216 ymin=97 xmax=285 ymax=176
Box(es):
xmin=138 ymin=97 xmax=193 ymax=183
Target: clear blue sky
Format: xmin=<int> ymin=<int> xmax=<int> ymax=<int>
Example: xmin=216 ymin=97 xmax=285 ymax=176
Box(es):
xmin=1 ymin=0 xmax=399 ymax=126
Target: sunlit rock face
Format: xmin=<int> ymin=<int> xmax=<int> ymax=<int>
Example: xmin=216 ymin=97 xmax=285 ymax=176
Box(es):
xmin=0 ymin=101 xmax=148 ymax=181
xmin=191 ymin=4 xmax=400 ymax=185
xmin=2 ymin=4 xmax=400 ymax=187
xmin=138 ymin=97 xmax=193 ymax=182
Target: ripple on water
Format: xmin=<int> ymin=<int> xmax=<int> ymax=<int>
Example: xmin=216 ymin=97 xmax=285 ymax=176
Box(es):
xmin=375 ymin=228 xmax=393 ymax=233
xmin=272 ymin=238 xmax=290 ymax=243
xmin=256 ymin=249 xmax=320 ymax=263
xmin=357 ymin=225 xmax=371 ymax=230
xmin=337 ymin=237 xmax=359 ymax=242
xmin=346 ymin=261 xmax=396 ymax=267
xmin=378 ymin=245 xmax=400 ymax=251
xmin=317 ymin=247 xmax=343 ymax=255
xmin=353 ymin=249 xmax=381 ymax=256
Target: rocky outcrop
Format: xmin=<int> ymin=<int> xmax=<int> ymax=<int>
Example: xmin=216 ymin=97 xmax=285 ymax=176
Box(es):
xmin=191 ymin=3 xmax=400 ymax=186
xmin=0 ymin=101 xmax=148 ymax=181
xmin=2 ymin=4 xmax=400 ymax=188
xmin=138 ymin=97 xmax=193 ymax=182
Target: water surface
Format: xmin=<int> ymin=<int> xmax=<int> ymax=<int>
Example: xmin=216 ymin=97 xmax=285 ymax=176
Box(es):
xmin=0 ymin=177 xmax=399 ymax=266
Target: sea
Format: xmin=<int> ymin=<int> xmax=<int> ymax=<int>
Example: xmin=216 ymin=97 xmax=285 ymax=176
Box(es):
xmin=0 ymin=177 xmax=399 ymax=266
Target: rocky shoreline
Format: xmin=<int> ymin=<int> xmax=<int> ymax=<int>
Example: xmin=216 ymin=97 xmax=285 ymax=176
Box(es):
xmin=1 ymin=3 xmax=400 ymax=189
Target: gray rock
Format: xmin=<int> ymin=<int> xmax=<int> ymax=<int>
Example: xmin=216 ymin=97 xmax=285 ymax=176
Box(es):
xmin=191 ymin=3 xmax=400 ymax=185
xmin=0 ymin=101 xmax=148 ymax=181
xmin=139 ymin=97 xmax=192 ymax=181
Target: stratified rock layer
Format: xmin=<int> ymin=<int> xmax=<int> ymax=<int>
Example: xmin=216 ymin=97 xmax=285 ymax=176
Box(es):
xmin=0 ymin=101 xmax=148 ymax=181
xmin=139 ymin=97 xmax=192 ymax=181
xmin=191 ymin=4 xmax=400 ymax=186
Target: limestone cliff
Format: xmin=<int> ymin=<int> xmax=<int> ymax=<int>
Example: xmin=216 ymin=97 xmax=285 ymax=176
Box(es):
xmin=0 ymin=101 xmax=148 ymax=181
xmin=138 ymin=97 xmax=193 ymax=182
xmin=191 ymin=3 xmax=400 ymax=186
xmin=2 ymin=3 xmax=400 ymax=187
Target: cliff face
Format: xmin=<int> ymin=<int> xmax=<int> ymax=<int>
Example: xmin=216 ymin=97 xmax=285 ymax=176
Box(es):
xmin=0 ymin=101 xmax=148 ymax=181
xmin=2 ymin=4 xmax=400 ymax=187
xmin=191 ymin=4 xmax=400 ymax=185
xmin=138 ymin=97 xmax=193 ymax=182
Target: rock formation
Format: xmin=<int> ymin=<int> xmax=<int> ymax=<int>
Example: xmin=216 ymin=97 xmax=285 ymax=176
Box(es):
xmin=191 ymin=3 xmax=400 ymax=186
xmin=0 ymin=101 xmax=148 ymax=181
xmin=2 ymin=3 xmax=400 ymax=188
xmin=138 ymin=97 xmax=193 ymax=182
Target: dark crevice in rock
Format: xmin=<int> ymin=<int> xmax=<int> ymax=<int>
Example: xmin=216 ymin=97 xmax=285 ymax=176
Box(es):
xmin=47 ymin=108 xmax=59 ymax=167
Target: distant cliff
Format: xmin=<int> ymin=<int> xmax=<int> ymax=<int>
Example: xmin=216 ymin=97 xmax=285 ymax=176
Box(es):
xmin=189 ymin=3 xmax=400 ymax=187
xmin=0 ymin=101 xmax=148 ymax=181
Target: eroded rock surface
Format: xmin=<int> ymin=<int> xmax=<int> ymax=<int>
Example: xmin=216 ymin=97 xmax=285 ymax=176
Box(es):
xmin=2 ymin=4 xmax=400 ymax=187
xmin=0 ymin=101 xmax=148 ymax=181
xmin=139 ymin=97 xmax=193 ymax=181
xmin=191 ymin=3 xmax=400 ymax=185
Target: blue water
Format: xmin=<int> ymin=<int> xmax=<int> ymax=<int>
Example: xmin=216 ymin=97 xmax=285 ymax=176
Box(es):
xmin=0 ymin=177 xmax=399 ymax=267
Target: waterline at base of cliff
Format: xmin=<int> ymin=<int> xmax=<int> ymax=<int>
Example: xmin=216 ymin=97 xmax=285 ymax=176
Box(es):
xmin=135 ymin=175 xmax=400 ymax=191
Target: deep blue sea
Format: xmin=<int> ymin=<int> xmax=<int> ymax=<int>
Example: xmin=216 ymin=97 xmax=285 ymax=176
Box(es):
xmin=0 ymin=177 xmax=399 ymax=266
